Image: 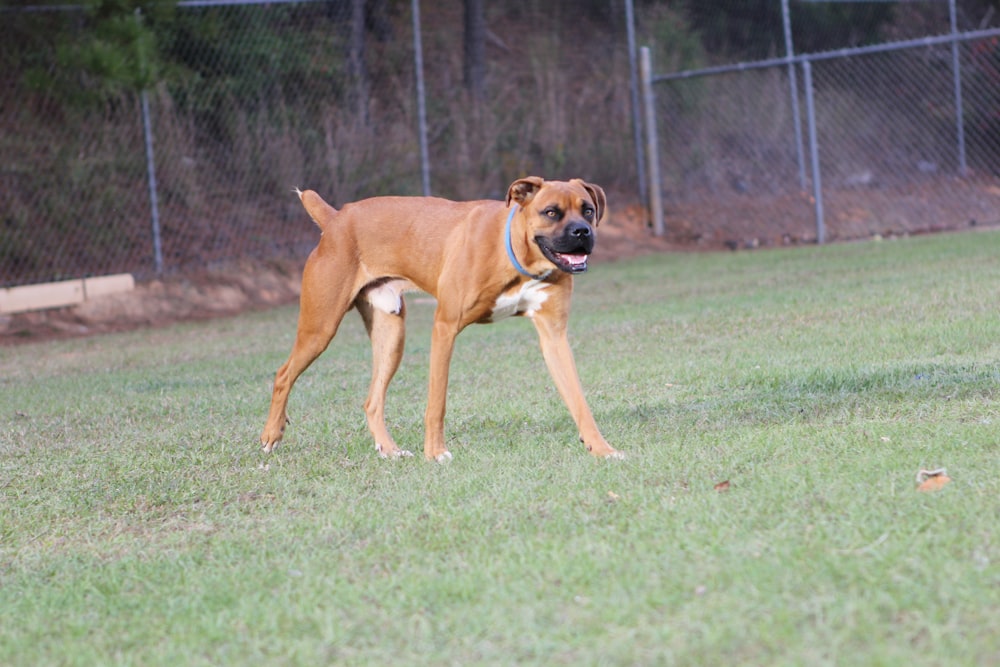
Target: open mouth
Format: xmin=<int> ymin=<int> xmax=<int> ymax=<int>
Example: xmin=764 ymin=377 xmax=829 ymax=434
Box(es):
xmin=536 ymin=238 xmax=591 ymax=273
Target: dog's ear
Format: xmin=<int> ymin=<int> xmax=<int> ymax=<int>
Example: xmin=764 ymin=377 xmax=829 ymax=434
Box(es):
xmin=574 ymin=179 xmax=607 ymax=226
xmin=297 ymin=188 xmax=338 ymax=230
xmin=506 ymin=176 xmax=545 ymax=207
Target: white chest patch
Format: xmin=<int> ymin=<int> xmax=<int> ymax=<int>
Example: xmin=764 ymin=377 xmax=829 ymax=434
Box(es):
xmin=489 ymin=280 xmax=550 ymax=321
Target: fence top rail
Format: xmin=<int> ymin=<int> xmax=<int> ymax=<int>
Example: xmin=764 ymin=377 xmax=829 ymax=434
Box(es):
xmin=2 ymin=0 xmax=326 ymax=12
xmin=652 ymin=26 xmax=1000 ymax=83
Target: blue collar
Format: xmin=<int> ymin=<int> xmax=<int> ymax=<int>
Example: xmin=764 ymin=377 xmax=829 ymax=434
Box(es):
xmin=505 ymin=205 xmax=551 ymax=280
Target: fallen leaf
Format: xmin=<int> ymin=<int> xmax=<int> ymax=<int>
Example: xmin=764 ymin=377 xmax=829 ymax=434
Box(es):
xmin=714 ymin=480 xmax=731 ymax=492
xmin=606 ymin=491 xmax=621 ymax=503
xmin=917 ymin=475 xmax=951 ymax=492
xmin=916 ymin=468 xmax=951 ymax=492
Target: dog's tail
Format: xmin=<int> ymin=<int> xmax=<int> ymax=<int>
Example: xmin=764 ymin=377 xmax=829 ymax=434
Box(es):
xmin=294 ymin=187 xmax=338 ymax=231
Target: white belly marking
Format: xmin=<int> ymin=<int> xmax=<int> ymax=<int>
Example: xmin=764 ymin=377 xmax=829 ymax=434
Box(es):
xmin=489 ymin=280 xmax=550 ymax=321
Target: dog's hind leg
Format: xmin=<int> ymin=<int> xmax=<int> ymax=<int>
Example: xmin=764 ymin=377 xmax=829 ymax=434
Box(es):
xmin=261 ymin=253 xmax=355 ymax=453
xmin=423 ymin=312 xmax=463 ymax=463
xmin=356 ymin=291 xmax=411 ymax=459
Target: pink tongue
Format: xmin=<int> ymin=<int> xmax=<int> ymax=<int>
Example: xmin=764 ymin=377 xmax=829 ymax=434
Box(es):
xmin=561 ymin=253 xmax=588 ymax=265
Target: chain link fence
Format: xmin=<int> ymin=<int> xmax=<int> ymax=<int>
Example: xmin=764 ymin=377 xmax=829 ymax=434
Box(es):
xmin=3 ymin=0 xmax=416 ymax=286
xmin=1 ymin=0 xmax=638 ymax=288
xmin=2 ymin=1 xmax=1000 ymax=288
xmin=648 ymin=4 xmax=1000 ymax=247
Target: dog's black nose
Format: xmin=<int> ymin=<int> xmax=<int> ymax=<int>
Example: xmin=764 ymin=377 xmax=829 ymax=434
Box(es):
xmin=568 ymin=222 xmax=592 ymax=238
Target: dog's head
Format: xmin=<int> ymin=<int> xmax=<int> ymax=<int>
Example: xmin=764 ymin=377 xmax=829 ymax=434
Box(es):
xmin=505 ymin=177 xmax=606 ymax=274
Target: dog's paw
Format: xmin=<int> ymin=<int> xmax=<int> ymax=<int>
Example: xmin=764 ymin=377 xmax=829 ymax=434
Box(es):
xmin=376 ymin=443 xmax=414 ymax=459
xmin=434 ymin=450 xmax=453 ymax=464
xmin=261 ymin=418 xmax=287 ymax=453
xmin=584 ymin=440 xmax=625 ymax=461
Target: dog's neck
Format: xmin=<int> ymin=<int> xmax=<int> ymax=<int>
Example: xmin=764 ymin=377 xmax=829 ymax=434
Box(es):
xmin=505 ymin=205 xmax=552 ymax=281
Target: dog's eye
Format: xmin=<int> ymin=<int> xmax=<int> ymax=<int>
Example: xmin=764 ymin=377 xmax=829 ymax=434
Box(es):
xmin=582 ymin=207 xmax=595 ymax=220
xmin=544 ymin=208 xmax=562 ymax=220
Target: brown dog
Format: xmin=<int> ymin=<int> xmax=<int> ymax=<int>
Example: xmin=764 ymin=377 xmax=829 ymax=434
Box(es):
xmin=260 ymin=176 xmax=622 ymax=462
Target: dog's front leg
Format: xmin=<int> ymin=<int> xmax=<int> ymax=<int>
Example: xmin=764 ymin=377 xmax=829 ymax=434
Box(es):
xmin=423 ymin=316 xmax=460 ymax=462
xmin=532 ymin=310 xmax=622 ymax=459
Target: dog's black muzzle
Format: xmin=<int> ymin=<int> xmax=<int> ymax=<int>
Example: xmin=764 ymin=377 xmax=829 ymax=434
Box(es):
xmin=535 ymin=221 xmax=595 ymax=274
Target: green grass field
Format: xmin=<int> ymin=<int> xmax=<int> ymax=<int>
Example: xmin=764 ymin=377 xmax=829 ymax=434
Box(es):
xmin=2 ymin=230 xmax=999 ymax=666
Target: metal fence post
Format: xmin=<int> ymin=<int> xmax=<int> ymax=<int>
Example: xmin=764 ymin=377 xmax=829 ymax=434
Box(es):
xmin=625 ymin=0 xmax=647 ymax=207
xmin=802 ymin=60 xmax=825 ymax=245
xmin=140 ymin=88 xmax=164 ymax=275
xmin=639 ymin=47 xmax=664 ymax=237
xmin=949 ymin=0 xmax=968 ymax=176
xmin=411 ymin=0 xmax=431 ymax=196
xmin=781 ymin=0 xmax=807 ymax=190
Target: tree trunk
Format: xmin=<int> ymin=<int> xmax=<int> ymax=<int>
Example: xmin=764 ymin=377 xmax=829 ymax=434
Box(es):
xmin=348 ymin=0 xmax=370 ymax=123
xmin=463 ymin=0 xmax=486 ymax=101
